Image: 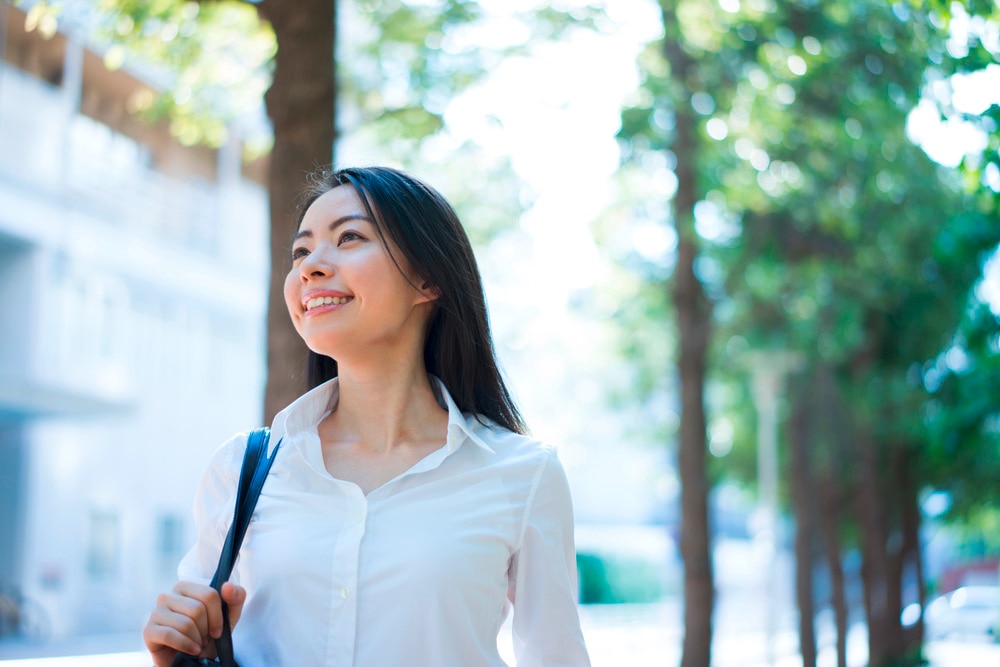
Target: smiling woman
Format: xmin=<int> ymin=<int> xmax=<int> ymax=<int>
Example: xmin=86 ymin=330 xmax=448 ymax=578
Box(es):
xmin=142 ymin=165 xmax=592 ymax=667
xmin=284 ymin=183 xmax=436 ymax=369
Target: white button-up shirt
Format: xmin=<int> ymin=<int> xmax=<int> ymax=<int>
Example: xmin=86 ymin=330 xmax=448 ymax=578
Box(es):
xmin=178 ymin=377 xmax=591 ymax=667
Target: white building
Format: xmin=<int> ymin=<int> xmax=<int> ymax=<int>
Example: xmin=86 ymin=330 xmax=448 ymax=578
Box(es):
xmin=0 ymin=3 xmax=269 ymax=641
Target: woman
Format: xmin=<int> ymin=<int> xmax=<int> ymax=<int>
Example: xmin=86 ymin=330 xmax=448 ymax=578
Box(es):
xmin=143 ymin=166 xmax=591 ymax=666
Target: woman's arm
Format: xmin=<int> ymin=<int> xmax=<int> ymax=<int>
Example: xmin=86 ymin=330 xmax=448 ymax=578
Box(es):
xmin=509 ymin=447 xmax=592 ymax=667
xmin=142 ymin=432 xmax=249 ymax=666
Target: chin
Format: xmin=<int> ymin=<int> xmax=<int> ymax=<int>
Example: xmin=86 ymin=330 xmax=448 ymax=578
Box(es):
xmin=304 ymin=340 xmax=340 ymax=358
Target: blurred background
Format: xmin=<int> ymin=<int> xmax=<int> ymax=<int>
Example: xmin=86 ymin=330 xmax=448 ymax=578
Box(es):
xmin=0 ymin=0 xmax=998 ymax=665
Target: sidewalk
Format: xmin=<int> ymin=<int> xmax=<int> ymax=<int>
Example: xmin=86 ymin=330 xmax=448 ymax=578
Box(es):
xmin=2 ymin=615 xmax=1000 ymax=666
xmin=0 ymin=633 xmax=144 ymax=665
xmin=3 ymin=640 xmax=999 ymax=667
xmin=0 ymin=653 xmax=145 ymax=667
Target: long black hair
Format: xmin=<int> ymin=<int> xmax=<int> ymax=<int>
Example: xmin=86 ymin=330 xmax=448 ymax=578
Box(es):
xmin=294 ymin=165 xmax=527 ymax=435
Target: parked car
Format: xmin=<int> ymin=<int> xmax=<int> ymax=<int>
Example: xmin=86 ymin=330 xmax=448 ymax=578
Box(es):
xmin=924 ymin=585 xmax=1000 ymax=641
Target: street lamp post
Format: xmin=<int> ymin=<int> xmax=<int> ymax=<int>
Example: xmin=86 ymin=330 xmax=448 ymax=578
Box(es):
xmin=746 ymin=350 xmax=803 ymax=666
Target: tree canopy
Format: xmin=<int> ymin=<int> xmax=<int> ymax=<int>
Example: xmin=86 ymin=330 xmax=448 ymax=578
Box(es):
xmin=609 ymin=0 xmax=999 ymax=664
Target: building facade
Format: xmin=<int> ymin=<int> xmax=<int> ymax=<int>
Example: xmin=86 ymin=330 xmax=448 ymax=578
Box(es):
xmin=0 ymin=3 xmax=269 ymax=640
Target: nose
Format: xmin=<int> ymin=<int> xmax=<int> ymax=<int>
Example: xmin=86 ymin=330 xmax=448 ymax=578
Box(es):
xmin=299 ymin=245 xmax=334 ymax=282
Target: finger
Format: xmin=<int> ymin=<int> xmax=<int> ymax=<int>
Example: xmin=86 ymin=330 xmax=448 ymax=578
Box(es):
xmin=172 ymin=582 xmax=223 ymax=643
xmin=164 ymin=598 xmax=211 ymax=647
xmin=221 ymin=582 xmax=248 ymax=629
xmin=144 ymin=610 xmax=207 ymax=657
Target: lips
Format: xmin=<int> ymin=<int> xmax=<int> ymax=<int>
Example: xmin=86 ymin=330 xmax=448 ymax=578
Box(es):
xmin=302 ymin=290 xmax=354 ymax=314
xmin=307 ymin=295 xmax=351 ymax=310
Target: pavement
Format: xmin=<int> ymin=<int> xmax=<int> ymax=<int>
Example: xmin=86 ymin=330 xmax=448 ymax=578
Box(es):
xmin=3 ymin=605 xmax=1000 ymax=666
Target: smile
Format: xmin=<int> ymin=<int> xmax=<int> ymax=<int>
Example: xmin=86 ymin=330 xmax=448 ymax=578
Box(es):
xmin=306 ymin=295 xmax=353 ymax=311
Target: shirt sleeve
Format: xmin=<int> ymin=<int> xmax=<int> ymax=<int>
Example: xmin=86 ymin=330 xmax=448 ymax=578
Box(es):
xmin=176 ymin=432 xmax=248 ymax=584
xmin=509 ymin=446 xmax=591 ymax=667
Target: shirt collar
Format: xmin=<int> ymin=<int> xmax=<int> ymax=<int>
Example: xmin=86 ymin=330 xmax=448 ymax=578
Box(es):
xmin=268 ymin=375 xmax=495 ymax=455
xmin=265 ymin=378 xmax=338 ymax=455
xmin=432 ymin=376 xmax=496 ymax=455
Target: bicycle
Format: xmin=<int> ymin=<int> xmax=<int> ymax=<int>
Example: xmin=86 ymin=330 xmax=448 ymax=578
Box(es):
xmin=0 ymin=585 xmax=51 ymax=641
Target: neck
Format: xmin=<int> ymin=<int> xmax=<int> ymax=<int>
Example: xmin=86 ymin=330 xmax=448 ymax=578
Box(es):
xmin=329 ymin=355 xmax=446 ymax=453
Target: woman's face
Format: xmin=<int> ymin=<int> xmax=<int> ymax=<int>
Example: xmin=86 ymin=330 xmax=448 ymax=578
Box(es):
xmin=284 ymin=185 xmax=436 ymax=361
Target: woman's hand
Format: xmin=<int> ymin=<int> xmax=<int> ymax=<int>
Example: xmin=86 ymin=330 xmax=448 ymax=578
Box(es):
xmin=143 ymin=581 xmax=247 ymax=667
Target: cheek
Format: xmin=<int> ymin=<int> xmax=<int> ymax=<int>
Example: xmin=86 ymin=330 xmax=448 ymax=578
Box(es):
xmin=283 ymin=271 xmax=302 ymax=325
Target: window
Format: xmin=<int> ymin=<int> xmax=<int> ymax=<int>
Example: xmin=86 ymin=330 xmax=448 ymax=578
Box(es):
xmin=86 ymin=510 xmax=119 ymax=579
xmin=157 ymin=514 xmax=186 ymax=576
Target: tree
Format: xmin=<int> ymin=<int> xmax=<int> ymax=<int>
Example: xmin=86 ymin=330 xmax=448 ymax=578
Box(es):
xmin=659 ymin=3 xmax=715 ymax=664
xmin=255 ymin=0 xmax=336 ymax=421
xmin=612 ymin=1 xmax=1000 ymax=666
xmin=615 ymin=0 xmax=720 ymax=661
xmin=700 ymin=0 xmax=1000 ymax=661
xmin=715 ymin=5 xmax=998 ymax=661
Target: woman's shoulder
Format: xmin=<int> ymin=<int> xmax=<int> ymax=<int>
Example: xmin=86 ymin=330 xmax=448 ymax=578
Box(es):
xmin=471 ymin=418 xmax=559 ymax=465
xmin=185 ymin=430 xmax=254 ymax=536
xmin=215 ymin=429 xmax=253 ymax=464
xmin=197 ymin=430 xmax=254 ymax=490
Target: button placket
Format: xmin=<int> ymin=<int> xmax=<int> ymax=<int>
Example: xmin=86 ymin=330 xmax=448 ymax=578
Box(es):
xmin=325 ymin=485 xmax=365 ymax=665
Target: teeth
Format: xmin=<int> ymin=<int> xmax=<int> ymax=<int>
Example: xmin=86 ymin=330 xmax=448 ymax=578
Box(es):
xmin=306 ymin=296 xmax=350 ymax=310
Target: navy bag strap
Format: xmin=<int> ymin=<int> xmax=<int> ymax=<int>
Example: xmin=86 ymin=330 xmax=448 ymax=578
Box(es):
xmin=209 ymin=427 xmax=280 ymax=667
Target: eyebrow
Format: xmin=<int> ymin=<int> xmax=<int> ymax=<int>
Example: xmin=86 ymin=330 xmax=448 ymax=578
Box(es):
xmin=293 ymin=213 xmax=372 ymax=241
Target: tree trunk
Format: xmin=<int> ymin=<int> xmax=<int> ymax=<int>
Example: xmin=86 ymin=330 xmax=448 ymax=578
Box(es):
xmin=820 ymin=473 xmax=848 ymax=667
xmin=660 ymin=4 xmax=714 ymax=665
xmin=790 ymin=375 xmax=817 ymax=667
xmin=673 ymin=213 xmax=714 ymax=667
xmin=857 ymin=428 xmax=891 ymax=666
xmin=885 ymin=446 xmax=907 ymax=660
xmin=900 ymin=454 xmax=924 ymax=654
xmin=816 ymin=363 xmax=849 ymax=667
xmin=257 ymin=0 xmax=337 ymax=423
xmin=673 ymin=230 xmax=714 ymax=667
xmin=903 ymin=488 xmax=927 ymax=651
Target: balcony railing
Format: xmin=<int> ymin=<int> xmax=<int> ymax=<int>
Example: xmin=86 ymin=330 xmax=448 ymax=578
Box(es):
xmin=0 ymin=62 xmax=221 ymax=255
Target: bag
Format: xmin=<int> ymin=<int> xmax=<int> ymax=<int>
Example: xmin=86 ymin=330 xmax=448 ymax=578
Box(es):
xmin=172 ymin=428 xmax=280 ymax=667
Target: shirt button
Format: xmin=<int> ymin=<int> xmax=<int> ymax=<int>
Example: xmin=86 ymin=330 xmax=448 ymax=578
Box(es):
xmin=341 ymin=587 xmax=350 ymax=599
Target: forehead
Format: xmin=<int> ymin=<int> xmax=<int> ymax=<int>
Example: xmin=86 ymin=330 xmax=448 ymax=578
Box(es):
xmin=300 ymin=185 xmax=370 ymax=229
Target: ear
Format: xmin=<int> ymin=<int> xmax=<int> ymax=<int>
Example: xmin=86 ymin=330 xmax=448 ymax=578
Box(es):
xmin=415 ymin=279 xmax=441 ymax=304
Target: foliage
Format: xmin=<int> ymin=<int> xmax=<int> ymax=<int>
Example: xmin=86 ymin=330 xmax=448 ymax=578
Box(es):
xmin=310 ymin=0 xmax=604 ymax=163
xmin=924 ymin=302 xmax=1000 ymax=517
xmin=609 ymin=0 xmax=1000 ymax=512
xmin=608 ymin=0 xmax=1000 ymax=661
xmin=95 ymin=0 xmax=276 ymax=150
xmin=576 ymin=550 xmax=665 ymax=604
xmin=17 ymin=0 xmax=275 ymax=151
xmin=23 ymin=0 xmax=602 ymax=174
xmin=918 ymin=0 xmax=1000 ymax=213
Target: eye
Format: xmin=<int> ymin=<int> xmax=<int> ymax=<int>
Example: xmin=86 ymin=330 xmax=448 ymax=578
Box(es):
xmin=338 ymin=230 xmax=363 ymax=245
xmin=291 ymin=246 xmax=310 ymax=261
